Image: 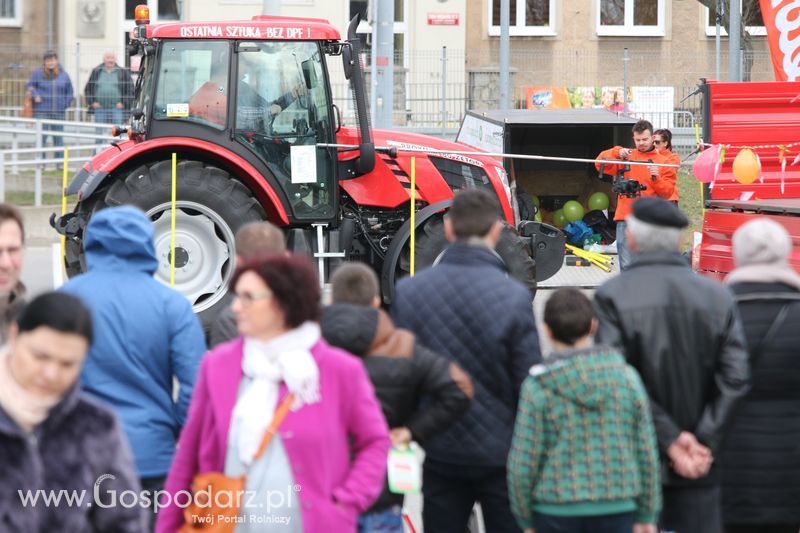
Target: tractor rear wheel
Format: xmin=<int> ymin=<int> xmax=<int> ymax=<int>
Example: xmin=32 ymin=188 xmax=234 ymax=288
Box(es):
xmin=396 ymin=215 xmax=537 ymax=299
xmin=66 ymin=160 xmax=266 ymax=325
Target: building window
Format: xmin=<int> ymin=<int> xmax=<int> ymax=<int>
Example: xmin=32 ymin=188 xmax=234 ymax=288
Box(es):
xmin=157 ymin=0 xmax=180 ymax=20
xmin=125 ymin=0 xmax=180 ymax=21
xmin=350 ymin=0 xmax=404 ymax=24
xmin=705 ymin=3 xmax=765 ymax=37
xmin=0 ymin=0 xmax=21 ymax=26
xmin=597 ymin=0 xmax=664 ymax=37
xmin=488 ymin=0 xmax=556 ymax=36
xmin=349 ymin=0 xmax=407 ymax=62
xmin=350 ymin=0 xmax=368 ymax=22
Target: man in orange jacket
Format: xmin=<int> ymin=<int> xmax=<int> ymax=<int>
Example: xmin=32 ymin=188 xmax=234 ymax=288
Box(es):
xmin=596 ymin=119 xmax=677 ymax=270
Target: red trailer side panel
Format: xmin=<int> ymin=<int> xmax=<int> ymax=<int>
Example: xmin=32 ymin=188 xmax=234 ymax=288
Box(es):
xmin=698 ymin=81 xmax=800 ymax=278
xmin=707 ymin=81 xmax=800 ymax=201
xmin=698 ymin=209 xmax=800 ymax=277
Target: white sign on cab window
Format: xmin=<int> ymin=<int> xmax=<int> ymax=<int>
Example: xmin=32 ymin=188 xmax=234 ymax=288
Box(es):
xmin=290 ymin=145 xmax=317 ymax=184
xmin=166 ymin=103 xmax=189 ymax=117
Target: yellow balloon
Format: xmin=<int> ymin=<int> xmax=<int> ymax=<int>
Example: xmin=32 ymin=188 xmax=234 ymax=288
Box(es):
xmin=732 ymin=148 xmax=761 ymax=185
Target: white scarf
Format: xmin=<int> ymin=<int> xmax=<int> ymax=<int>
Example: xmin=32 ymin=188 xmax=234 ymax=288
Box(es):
xmin=232 ymin=321 xmax=321 ymax=464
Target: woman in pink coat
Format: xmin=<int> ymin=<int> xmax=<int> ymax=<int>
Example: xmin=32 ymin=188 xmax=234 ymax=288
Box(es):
xmin=156 ymin=255 xmax=390 ymax=532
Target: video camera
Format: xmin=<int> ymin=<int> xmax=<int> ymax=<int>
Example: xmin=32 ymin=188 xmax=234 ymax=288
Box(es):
xmin=597 ymin=160 xmax=648 ymax=198
xmin=612 ymin=177 xmax=647 ymax=198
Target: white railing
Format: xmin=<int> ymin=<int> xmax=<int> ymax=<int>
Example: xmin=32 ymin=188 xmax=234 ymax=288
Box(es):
xmin=0 ymin=115 xmax=121 ymax=206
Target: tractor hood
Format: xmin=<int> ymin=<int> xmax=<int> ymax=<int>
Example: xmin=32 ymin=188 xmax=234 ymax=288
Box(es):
xmin=336 ymin=127 xmax=513 ymax=222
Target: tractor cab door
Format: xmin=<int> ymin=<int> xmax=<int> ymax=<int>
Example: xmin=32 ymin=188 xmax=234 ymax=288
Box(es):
xmin=233 ymin=41 xmax=336 ymax=220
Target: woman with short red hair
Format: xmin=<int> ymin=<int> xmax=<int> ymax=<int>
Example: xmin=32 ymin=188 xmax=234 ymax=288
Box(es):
xmin=157 ymin=254 xmax=390 ymax=533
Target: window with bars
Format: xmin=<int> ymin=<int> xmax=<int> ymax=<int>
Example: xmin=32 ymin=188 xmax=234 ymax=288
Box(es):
xmin=488 ymin=0 xmax=556 ymax=36
xmin=0 ymin=0 xmax=20 ymax=25
xmin=597 ymin=0 xmax=664 ymax=36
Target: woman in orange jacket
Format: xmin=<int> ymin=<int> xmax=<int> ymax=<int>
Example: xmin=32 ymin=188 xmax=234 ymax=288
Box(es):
xmin=654 ymin=128 xmax=680 ymax=204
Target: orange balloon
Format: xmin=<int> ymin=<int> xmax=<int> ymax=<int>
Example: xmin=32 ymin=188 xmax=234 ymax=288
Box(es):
xmin=732 ymin=148 xmax=761 ymax=185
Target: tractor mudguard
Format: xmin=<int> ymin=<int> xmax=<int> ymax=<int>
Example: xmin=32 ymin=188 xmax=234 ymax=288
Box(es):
xmin=67 ymin=137 xmax=290 ymax=225
xmin=381 ymin=201 xmax=565 ymax=304
xmin=381 ymin=199 xmax=452 ymax=304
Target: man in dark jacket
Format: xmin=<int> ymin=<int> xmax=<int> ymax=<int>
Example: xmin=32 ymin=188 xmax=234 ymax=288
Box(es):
xmin=321 ymin=262 xmax=474 ymax=532
xmin=0 ymin=292 xmax=144 ymax=532
xmin=60 ymin=206 xmax=206 ymax=530
xmin=392 ymin=188 xmax=541 ymax=533
xmin=594 ymin=197 xmax=750 ymax=533
xmin=84 ymin=51 xmax=134 ymax=125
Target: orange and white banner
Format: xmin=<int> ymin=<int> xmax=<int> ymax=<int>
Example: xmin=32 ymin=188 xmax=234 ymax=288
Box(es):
xmin=760 ymin=0 xmax=800 ymax=81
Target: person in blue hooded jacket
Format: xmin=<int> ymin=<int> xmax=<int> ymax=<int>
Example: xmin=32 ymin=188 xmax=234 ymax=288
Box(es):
xmin=25 ymin=50 xmax=74 ymax=164
xmin=60 ymin=205 xmax=206 ymax=530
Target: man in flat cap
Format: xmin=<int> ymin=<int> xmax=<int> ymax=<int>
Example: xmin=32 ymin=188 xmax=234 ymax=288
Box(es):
xmin=593 ymin=197 xmax=750 ymax=533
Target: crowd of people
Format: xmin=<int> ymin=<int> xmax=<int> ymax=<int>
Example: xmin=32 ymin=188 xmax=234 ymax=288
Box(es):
xmin=0 ymin=179 xmax=797 ymax=533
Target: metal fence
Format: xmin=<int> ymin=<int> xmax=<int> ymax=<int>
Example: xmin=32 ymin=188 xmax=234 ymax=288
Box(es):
xmin=0 ymin=44 xmax=127 ymax=120
xmin=325 ymin=46 xmax=773 ymax=133
xmin=0 ymin=115 xmax=116 ymax=205
xmin=4 ymin=43 xmax=764 ymax=129
xmin=0 ymin=43 xmax=775 ymax=155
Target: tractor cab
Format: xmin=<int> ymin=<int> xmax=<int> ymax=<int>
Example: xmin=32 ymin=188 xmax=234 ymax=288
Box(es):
xmin=125 ymin=9 xmax=371 ymax=224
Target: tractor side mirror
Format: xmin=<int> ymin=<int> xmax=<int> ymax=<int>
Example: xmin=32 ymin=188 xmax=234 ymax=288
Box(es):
xmin=342 ymin=43 xmax=354 ymax=81
xmin=301 ymin=59 xmax=316 ymax=90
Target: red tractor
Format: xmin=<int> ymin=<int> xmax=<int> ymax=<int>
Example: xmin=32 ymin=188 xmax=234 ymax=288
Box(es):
xmin=53 ymin=8 xmax=563 ymax=325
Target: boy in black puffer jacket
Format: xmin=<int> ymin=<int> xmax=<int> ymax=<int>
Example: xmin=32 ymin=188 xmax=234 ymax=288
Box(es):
xmin=321 ymin=262 xmax=473 ymax=533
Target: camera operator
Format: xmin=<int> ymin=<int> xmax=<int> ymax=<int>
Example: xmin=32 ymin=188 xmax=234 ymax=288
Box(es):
xmin=595 ymin=119 xmax=677 ymax=270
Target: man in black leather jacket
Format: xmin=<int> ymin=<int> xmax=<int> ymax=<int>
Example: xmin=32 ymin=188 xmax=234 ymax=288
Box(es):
xmin=594 ymin=197 xmax=749 ymax=533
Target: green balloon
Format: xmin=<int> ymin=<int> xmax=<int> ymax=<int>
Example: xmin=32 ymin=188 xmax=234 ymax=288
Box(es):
xmin=553 ymin=209 xmax=567 ymax=227
xmin=588 ymin=191 xmax=610 ymax=211
xmin=534 ymin=210 xmax=542 ymax=222
xmin=563 ymin=200 xmax=585 ymax=223
xmin=530 ymin=194 xmax=541 ymax=208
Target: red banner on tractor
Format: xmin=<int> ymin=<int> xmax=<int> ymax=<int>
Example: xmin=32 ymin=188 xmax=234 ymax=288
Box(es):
xmin=760 ymin=0 xmax=800 ymax=81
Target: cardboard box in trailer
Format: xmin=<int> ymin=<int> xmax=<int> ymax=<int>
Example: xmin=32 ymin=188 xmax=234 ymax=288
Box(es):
xmin=696 ymin=80 xmax=800 ymax=279
xmin=457 ymin=109 xmax=638 ymax=288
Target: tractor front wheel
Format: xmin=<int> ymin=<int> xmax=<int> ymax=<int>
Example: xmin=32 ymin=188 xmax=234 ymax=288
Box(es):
xmin=67 ymin=160 xmax=266 ymax=325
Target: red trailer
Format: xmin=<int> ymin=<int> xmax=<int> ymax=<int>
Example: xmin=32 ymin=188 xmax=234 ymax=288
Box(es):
xmin=696 ymin=80 xmax=800 ymax=279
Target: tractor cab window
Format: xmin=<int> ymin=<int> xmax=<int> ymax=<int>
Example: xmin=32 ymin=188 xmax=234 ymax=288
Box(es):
xmin=153 ymin=41 xmax=230 ymax=129
xmin=234 ymin=41 xmax=334 ymax=219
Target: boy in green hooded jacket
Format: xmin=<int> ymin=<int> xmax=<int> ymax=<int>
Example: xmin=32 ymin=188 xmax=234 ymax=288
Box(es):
xmin=508 ymin=288 xmax=660 ymax=533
